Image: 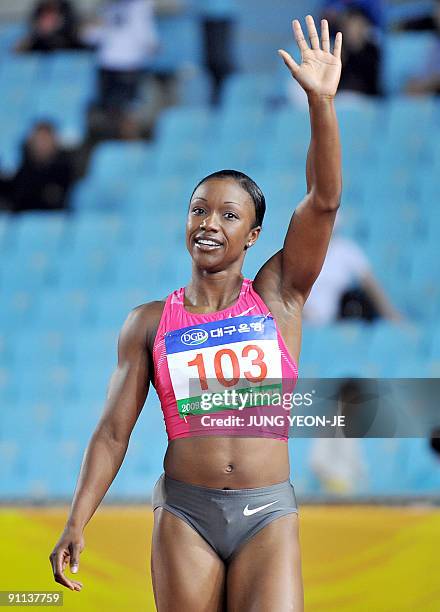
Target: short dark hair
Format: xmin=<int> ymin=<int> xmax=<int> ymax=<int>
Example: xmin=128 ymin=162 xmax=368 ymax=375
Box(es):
xmin=189 ymin=169 xmax=266 ymax=229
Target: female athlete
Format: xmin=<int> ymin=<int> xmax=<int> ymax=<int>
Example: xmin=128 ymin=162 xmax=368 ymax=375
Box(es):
xmin=50 ymin=15 xmax=342 ymax=611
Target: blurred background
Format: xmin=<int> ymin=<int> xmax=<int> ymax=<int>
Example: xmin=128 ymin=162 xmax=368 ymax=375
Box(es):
xmin=0 ymin=0 xmax=439 ymax=610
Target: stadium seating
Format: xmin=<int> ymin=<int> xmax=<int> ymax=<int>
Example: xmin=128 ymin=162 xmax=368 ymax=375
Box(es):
xmin=0 ymin=5 xmax=439 ymax=500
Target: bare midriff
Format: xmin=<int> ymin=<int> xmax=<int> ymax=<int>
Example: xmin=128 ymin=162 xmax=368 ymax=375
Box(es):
xmin=164 ymin=437 xmax=290 ymax=489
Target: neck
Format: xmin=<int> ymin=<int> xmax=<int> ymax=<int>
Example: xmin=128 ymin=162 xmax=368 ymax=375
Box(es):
xmin=185 ymin=269 xmax=244 ymax=312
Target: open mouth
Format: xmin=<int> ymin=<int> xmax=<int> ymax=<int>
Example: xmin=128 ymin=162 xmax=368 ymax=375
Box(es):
xmin=194 ymin=237 xmax=223 ymax=250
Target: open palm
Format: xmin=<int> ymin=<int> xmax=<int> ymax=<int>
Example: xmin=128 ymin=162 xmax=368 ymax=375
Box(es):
xmin=278 ymin=16 xmax=342 ymax=98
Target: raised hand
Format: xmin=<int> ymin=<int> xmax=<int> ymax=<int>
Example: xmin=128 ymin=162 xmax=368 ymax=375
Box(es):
xmin=278 ymin=16 xmax=342 ymax=99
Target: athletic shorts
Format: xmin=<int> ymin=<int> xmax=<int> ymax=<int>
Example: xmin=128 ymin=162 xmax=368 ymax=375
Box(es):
xmin=152 ymin=473 xmax=299 ymax=563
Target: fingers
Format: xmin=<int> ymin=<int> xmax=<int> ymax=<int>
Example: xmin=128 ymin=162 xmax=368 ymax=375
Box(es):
xmin=69 ymin=542 xmax=81 ymax=574
xmin=292 ymin=19 xmax=308 ymax=54
xmin=277 ymin=49 xmax=300 ymax=76
xmin=333 ymin=31 xmax=343 ymax=59
xmin=321 ymin=19 xmax=330 ymax=53
xmin=49 ymin=550 xmax=83 ymax=592
xmin=291 ymin=16 xmax=341 ymax=58
xmin=305 ymin=15 xmax=320 ymax=50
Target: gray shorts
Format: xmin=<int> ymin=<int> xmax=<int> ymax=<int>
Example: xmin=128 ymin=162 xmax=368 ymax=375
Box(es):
xmin=152 ymin=473 xmax=299 ymax=563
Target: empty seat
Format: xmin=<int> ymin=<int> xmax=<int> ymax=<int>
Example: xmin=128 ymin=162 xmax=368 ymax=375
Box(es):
xmin=382 ymin=33 xmax=437 ymax=95
xmin=32 ymin=289 xmax=92 ymax=330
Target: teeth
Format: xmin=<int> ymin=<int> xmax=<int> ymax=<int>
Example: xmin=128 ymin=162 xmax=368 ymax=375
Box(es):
xmin=197 ymin=239 xmax=221 ymax=247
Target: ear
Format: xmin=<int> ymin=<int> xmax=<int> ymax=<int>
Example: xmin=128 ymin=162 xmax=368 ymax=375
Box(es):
xmin=246 ymin=226 xmax=262 ymax=249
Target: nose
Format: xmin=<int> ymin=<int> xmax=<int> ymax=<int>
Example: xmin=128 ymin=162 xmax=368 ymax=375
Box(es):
xmin=200 ymin=213 xmax=220 ymax=231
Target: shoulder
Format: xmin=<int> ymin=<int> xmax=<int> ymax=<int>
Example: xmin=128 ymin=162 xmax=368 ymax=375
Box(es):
xmin=120 ymin=299 xmax=166 ymax=351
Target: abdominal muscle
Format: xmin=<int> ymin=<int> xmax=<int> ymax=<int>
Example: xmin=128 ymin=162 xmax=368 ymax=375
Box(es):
xmin=163 ymin=437 xmax=290 ymax=489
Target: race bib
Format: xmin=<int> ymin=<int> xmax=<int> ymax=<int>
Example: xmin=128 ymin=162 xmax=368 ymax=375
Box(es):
xmin=165 ymin=315 xmax=283 ymax=419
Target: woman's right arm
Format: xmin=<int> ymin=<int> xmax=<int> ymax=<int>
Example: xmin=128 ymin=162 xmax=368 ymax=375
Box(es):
xmin=49 ymin=304 xmax=153 ymax=591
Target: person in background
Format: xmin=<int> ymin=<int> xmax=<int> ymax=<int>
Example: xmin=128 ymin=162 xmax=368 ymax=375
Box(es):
xmin=16 ymin=0 xmax=83 ymax=52
xmin=195 ymin=0 xmax=237 ymax=105
xmin=337 ymin=6 xmax=382 ymax=97
xmin=393 ymin=0 xmax=440 ymax=32
xmin=82 ymin=0 xmax=159 ymax=112
xmin=403 ymin=0 xmax=440 ymax=95
xmin=287 ymin=5 xmax=382 ymax=107
xmin=0 ymin=122 xmax=75 ymax=213
xmin=322 ymin=0 xmax=384 ymax=30
xmin=303 ymin=216 xmax=402 ymax=325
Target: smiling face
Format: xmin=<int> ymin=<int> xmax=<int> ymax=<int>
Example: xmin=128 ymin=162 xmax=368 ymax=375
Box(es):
xmin=186 ymin=178 xmax=261 ymax=272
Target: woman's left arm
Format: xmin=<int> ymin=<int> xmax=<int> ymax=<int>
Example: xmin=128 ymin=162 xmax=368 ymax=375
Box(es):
xmin=276 ymin=16 xmax=343 ymax=306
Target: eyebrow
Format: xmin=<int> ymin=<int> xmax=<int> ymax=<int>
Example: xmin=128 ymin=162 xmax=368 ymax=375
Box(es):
xmin=191 ymin=197 xmax=240 ymax=205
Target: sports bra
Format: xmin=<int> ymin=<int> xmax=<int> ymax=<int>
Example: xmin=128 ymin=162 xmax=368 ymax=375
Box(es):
xmin=152 ymin=278 xmax=298 ymax=441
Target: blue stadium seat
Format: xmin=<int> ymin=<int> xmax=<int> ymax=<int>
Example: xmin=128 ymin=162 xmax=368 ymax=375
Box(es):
xmin=0 ymin=291 xmax=34 ymax=332
xmin=366 ymin=322 xmax=426 ymax=376
xmin=0 ymin=22 xmax=26 ymax=52
xmin=176 ymin=68 xmax=212 ymax=107
xmin=13 ymin=363 xmax=74 ymax=404
xmin=221 ymin=73 xmax=274 ymax=107
xmin=154 ymin=140 xmax=205 ymax=174
xmin=0 ymin=250 xmax=51 ymax=290
xmin=404 ymin=438 xmax=440 ymax=492
xmin=429 ymin=324 xmax=440 ymax=361
xmin=382 ymin=33 xmax=437 ymax=95
xmin=11 ymin=212 xmax=67 ymax=253
xmin=11 ymin=330 xmax=67 ymax=368
xmin=409 ymin=248 xmax=440 ymax=309
xmin=0 ymin=214 xmax=11 ymax=251
xmin=72 ymin=362 xmax=113 ymax=403
xmin=0 ymin=439 xmax=25 ymax=498
xmin=156 ymin=107 xmax=214 ymax=142
xmin=33 ymin=289 xmax=93 ymax=331
xmin=69 ymin=176 xmax=133 ymax=212
xmin=66 ymin=213 xmax=129 ymax=249
xmin=49 ymin=51 xmax=95 ymax=84
xmin=89 ymin=141 xmax=156 ymax=180
xmin=53 ymin=250 xmax=113 ymax=290
xmin=71 ymin=329 xmax=119 ymax=366
xmin=91 ymin=288 xmax=152 ymax=330
xmin=0 ymin=55 xmax=42 ymax=84
xmin=153 ymin=15 xmax=202 ymax=72
xmin=361 ymin=439 xmax=409 ymax=494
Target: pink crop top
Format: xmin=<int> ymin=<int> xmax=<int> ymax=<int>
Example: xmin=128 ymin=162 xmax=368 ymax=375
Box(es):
xmin=152 ymin=278 xmax=298 ymax=441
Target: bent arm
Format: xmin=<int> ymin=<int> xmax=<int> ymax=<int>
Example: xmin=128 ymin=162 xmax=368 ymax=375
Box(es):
xmin=66 ymin=306 xmax=151 ymax=531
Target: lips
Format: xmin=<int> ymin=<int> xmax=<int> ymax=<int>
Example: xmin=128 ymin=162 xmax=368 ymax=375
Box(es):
xmin=194 ymin=235 xmax=223 ymax=250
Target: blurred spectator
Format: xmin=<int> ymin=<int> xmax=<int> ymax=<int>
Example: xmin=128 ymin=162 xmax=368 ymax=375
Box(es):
xmin=338 ymin=7 xmax=382 ymax=97
xmin=303 ymin=220 xmax=402 ymax=325
xmin=196 ymin=1 xmax=237 ymax=105
xmin=430 ymin=427 xmax=440 ymax=458
xmin=16 ymin=0 xmax=84 ymax=52
xmin=309 ymin=437 xmax=368 ymax=494
xmin=403 ymin=1 xmax=440 ymax=95
xmin=322 ymin=0 xmax=384 ymax=30
xmin=82 ymin=0 xmax=159 ymax=112
xmin=0 ymin=122 xmax=75 ymax=213
xmin=394 ymin=0 xmax=440 ymax=32
xmin=287 ymin=6 xmax=382 ymax=108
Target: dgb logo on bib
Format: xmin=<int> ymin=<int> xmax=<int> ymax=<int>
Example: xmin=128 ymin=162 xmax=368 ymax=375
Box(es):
xmin=164 ymin=315 xmax=283 ymax=419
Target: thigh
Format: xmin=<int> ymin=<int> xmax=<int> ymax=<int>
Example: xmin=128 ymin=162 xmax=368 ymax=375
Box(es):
xmin=226 ymin=514 xmax=303 ymax=612
xmin=151 ymin=508 xmax=226 ymax=612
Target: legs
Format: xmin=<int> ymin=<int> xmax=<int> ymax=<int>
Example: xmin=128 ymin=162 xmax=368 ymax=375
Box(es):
xmin=151 ymin=508 xmax=225 ymax=612
xmin=226 ymin=514 xmax=304 ymax=612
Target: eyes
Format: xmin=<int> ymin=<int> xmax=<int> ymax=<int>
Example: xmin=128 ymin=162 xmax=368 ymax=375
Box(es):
xmin=191 ymin=207 xmax=239 ymax=221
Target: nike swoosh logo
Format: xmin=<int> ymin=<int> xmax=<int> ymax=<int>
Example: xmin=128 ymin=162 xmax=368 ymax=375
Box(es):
xmin=243 ymin=500 xmax=279 ymax=516
xmin=228 ymin=305 xmax=256 ymax=318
